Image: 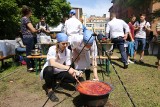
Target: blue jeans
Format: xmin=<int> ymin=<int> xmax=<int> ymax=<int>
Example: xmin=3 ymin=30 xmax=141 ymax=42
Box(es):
xmin=134 ymin=38 xmax=146 ymax=51
xmin=16 ymin=47 xmax=26 ymax=52
xmin=112 ymin=37 xmax=128 ymax=64
xmin=23 ymin=37 xmax=34 ymax=69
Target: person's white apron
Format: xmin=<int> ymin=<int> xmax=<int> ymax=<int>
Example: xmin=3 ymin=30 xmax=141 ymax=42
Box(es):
xmin=74 ymin=44 xmax=91 ymax=70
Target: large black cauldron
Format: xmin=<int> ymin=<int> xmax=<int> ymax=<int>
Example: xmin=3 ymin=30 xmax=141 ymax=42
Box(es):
xmin=76 ymin=80 xmax=113 ymax=107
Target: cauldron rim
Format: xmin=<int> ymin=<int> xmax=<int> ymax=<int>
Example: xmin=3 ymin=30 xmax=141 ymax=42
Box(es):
xmin=76 ymin=80 xmax=113 ymax=96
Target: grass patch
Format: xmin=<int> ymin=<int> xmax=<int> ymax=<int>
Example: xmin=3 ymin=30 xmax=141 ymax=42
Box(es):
xmin=0 ymin=52 xmax=160 ymax=107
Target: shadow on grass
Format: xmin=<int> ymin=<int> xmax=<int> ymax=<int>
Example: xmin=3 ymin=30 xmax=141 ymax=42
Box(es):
xmin=0 ymin=62 xmax=15 ymax=73
xmin=134 ymin=61 xmax=157 ymax=68
xmin=111 ymin=61 xmax=124 ymax=69
xmin=42 ymin=82 xmax=76 ymax=97
xmin=59 ymin=82 xmax=76 ymax=91
xmin=111 ymin=59 xmax=157 ymax=69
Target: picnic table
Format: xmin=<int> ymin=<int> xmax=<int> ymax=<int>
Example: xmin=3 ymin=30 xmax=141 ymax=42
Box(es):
xmin=0 ymin=40 xmax=16 ymax=70
xmin=27 ymin=54 xmax=119 ymax=75
xmin=0 ymin=54 xmax=15 ymax=70
xmin=27 ymin=55 xmax=47 ymax=75
xmin=91 ymin=55 xmax=119 ymax=73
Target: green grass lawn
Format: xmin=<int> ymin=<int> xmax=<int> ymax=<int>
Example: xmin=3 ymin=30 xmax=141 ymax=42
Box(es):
xmin=0 ymin=54 xmax=160 ymax=107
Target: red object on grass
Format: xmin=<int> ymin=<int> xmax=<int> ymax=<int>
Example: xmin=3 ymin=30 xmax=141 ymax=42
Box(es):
xmin=21 ymin=60 xmax=26 ymax=65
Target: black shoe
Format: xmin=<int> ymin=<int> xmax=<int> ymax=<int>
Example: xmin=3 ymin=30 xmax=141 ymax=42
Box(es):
xmin=47 ymin=91 xmax=59 ymax=102
xmin=124 ymin=63 xmax=128 ymax=69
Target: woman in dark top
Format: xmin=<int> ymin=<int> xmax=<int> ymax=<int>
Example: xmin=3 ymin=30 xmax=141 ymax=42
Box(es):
xmin=21 ymin=5 xmax=39 ymax=71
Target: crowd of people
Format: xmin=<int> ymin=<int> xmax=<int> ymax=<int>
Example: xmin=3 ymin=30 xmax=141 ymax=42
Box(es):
xmin=19 ymin=5 xmax=160 ymax=102
xmin=106 ymin=13 xmax=160 ymax=69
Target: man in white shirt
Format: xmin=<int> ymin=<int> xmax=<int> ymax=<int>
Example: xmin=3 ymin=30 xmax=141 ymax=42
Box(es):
xmin=134 ymin=14 xmax=151 ymax=63
xmin=106 ymin=13 xmax=130 ymax=69
xmin=63 ymin=9 xmax=83 ymax=43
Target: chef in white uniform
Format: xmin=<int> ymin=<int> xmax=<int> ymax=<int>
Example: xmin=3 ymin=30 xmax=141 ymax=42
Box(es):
xmin=63 ymin=9 xmax=83 ymax=44
xmin=40 ymin=33 xmax=80 ymax=102
xmin=71 ymin=30 xmax=99 ymax=81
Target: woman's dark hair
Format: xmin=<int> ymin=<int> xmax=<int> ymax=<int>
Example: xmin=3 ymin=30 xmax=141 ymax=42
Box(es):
xmin=130 ymin=15 xmax=136 ymax=19
xmin=21 ymin=5 xmax=32 ymax=16
xmin=40 ymin=16 xmax=45 ymax=20
xmin=140 ymin=13 xmax=146 ymax=17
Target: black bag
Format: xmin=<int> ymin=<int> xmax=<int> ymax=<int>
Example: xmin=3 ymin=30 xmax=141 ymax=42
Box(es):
xmin=147 ymin=31 xmax=154 ymax=43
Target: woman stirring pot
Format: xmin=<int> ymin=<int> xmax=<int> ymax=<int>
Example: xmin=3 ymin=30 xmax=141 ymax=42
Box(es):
xmin=40 ymin=33 xmax=82 ymax=102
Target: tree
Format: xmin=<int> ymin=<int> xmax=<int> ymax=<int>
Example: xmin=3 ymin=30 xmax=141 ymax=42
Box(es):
xmin=0 ymin=0 xmax=71 ymax=39
xmin=126 ymin=0 xmax=160 ymax=19
xmin=16 ymin=0 xmax=71 ymax=25
xmin=0 ymin=0 xmax=20 ymax=39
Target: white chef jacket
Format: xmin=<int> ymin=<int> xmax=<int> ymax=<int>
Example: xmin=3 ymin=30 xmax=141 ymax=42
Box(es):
xmin=71 ymin=37 xmax=97 ymax=70
xmin=64 ymin=16 xmax=83 ymax=43
xmin=40 ymin=45 xmax=71 ymax=80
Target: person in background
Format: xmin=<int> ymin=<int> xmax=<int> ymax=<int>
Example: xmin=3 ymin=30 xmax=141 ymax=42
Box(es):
xmin=15 ymin=31 xmax=26 ymax=65
xmin=127 ymin=15 xmax=136 ymax=64
xmin=63 ymin=9 xmax=83 ymax=43
xmin=61 ymin=17 xmax=68 ymax=33
xmin=21 ymin=5 xmax=40 ymax=71
xmin=133 ymin=14 xmax=151 ymax=63
xmin=156 ymin=21 xmax=160 ymax=70
xmin=106 ymin=13 xmax=129 ymax=69
xmin=15 ymin=31 xmax=26 ymax=52
xmin=97 ymin=33 xmax=107 ymax=58
xmin=79 ymin=18 xmax=87 ymax=32
xmin=36 ymin=16 xmax=50 ymax=44
xmin=71 ymin=30 xmax=99 ymax=81
xmin=40 ymin=33 xmax=82 ymax=102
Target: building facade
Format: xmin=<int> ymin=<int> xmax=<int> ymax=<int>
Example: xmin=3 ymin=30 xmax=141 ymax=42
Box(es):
xmin=72 ymin=7 xmax=83 ymax=19
xmin=86 ymin=14 xmax=109 ymax=35
xmin=109 ymin=0 xmax=160 ymax=35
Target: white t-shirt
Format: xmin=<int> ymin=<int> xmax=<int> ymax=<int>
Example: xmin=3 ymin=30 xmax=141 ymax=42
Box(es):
xmin=106 ymin=18 xmax=130 ymax=39
xmin=40 ymin=45 xmax=71 ymax=79
xmin=15 ymin=37 xmax=25 ymax=48
xmin=36 ymin=22 xmax=49 ymax=43
xmin=134 ymin=21 xmax=150 ymax=39
xmin=64 ymin=16 xmax=83 ymax=43
xmin=71 ymin=37 xmax=97 ymax=70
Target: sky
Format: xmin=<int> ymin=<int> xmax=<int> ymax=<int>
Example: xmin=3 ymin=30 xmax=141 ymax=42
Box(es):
xmin=67 ymin=0 xmax=113 ymax=17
